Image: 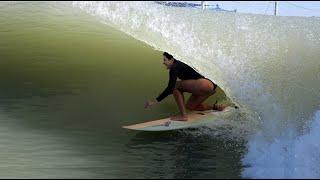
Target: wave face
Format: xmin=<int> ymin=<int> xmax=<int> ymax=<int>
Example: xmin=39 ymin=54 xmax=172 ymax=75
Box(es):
xmin=72 ymin=1 xmax=320 ymax=178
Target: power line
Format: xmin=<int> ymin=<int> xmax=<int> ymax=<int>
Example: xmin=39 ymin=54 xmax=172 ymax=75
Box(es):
xmin=285 ymin=1 xmax=320 ymax=11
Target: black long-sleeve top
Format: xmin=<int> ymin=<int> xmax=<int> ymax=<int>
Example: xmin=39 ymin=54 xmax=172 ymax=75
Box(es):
xmin=156 ymin=59 xmax=205 ymax=102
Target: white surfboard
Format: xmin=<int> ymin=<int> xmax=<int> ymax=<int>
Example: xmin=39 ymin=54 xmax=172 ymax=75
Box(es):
xmin=122 ymin=106 xmax=237 ymax=131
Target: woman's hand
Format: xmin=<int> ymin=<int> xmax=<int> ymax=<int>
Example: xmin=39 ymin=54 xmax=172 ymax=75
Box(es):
xmin=144 ymin=99 xmax=158 ymax=109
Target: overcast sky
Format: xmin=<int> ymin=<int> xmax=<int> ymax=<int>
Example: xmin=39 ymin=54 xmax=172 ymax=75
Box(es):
xmin=181 ymin=1 xmax=320 ymax=17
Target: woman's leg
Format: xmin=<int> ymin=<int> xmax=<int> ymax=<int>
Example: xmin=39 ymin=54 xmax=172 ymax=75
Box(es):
xmin=186 ymin=94 xmax=213 ymax=111
xmin=177 ymin=78 xmax=226 ymax=111
xmin=170 ymin=81 xmax=188 ymax=121
xmin=172 ymin=89 xmax=187 ymax=116
xmin=180 ymin=78 xmax=216 ymax=111
xmin=170 ymin=79 xmax=214 ymax=121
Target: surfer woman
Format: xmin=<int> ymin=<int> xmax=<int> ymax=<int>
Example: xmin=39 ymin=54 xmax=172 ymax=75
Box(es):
xmin=144 ymin=52 xmax=226 ymax=121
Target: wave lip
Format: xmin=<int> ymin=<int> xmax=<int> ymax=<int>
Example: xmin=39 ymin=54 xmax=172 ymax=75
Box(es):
xmin=72 ymin=1 xmax=320 ymax=178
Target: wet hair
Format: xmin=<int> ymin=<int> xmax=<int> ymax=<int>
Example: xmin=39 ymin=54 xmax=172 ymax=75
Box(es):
xmin=163 ymin=52 xmax=174 ymax=60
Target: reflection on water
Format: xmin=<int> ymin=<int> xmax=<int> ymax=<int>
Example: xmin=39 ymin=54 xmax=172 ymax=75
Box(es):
xmin=124 ymin=131 xmax=245 ymax=179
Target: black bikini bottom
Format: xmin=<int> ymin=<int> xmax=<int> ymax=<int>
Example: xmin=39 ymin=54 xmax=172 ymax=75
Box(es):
xmin=203 ymin=78 xmax=217 ymax=91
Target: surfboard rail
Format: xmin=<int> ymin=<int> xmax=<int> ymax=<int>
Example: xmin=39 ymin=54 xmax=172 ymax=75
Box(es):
xmin=122 ymin=106 xmax=237 ymax=131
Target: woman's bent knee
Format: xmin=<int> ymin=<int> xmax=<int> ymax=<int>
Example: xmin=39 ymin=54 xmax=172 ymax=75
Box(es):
xmin=173 ymin=89 xmax=181 ymax=96
xmin=174 ymin=81 xmax=181 ymax=90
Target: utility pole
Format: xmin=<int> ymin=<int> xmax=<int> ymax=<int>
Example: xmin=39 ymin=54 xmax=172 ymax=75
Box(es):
xmin=274 ymin=1 xmax=278 ymax=16
xmin=201 ymin=1 xmax=206 ymax=10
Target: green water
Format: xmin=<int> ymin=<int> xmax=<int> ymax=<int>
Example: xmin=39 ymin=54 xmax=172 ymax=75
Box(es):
xmin=0 ymin=2 xmax=244 ymax=178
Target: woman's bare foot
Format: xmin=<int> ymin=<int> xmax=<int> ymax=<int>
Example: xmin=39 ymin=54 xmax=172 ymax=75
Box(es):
xmin=170 ymin=115 xmax=188 ymax=121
